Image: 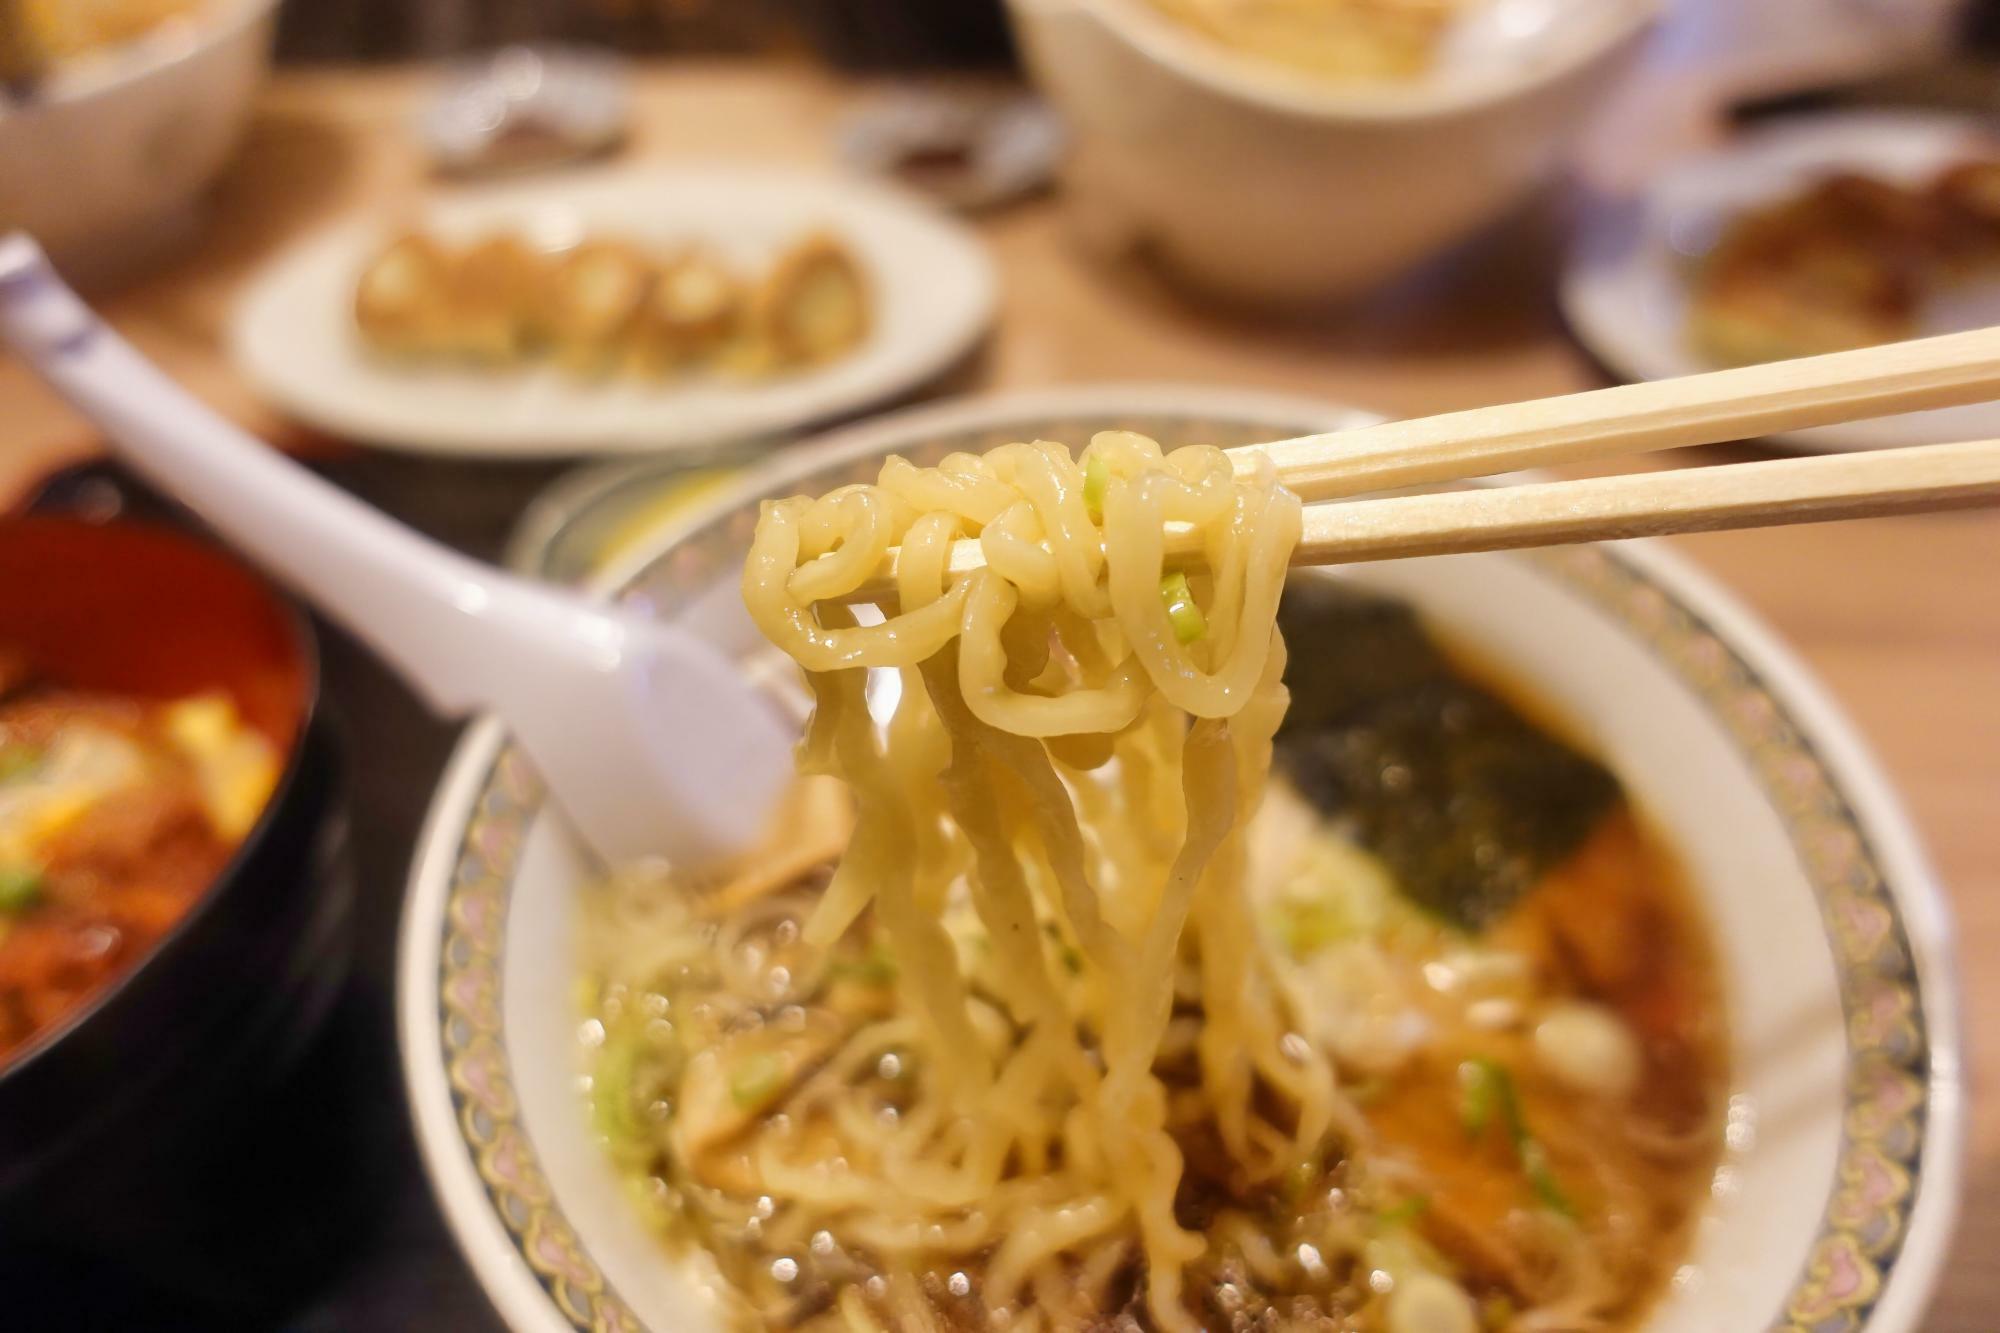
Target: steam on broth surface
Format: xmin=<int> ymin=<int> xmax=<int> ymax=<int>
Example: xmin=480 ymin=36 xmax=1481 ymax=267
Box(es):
xmin=579 ymin=435 xmax=1724 ymax=1332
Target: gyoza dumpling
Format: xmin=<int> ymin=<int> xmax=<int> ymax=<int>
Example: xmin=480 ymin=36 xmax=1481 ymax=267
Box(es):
xmin=631 ymin=248 xmax=743 ymax=374
xmin=448 ymin=234 xmax=550 ymax=364
xmin=354 ymin=232 xmax=459 ymax=360
xmin=744 ymin=234 xmax=872 ymax=370
xmin=544 ymin=240 xmax=654 ymax=375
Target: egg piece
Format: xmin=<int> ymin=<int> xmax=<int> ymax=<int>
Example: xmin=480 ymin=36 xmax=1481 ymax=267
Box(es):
xmin=0 ymin=726 xmax=145 ymax=867
xmin=162 ymin=695 xmax=279 ymax=841
xmin=1533 ymin=998 xmax=1644 ymax=1100
xmin=1383 ymin=1271 xmax=1479 ymax=1333
xmin=1300 ymin=940 xmax=1428 ymax=1077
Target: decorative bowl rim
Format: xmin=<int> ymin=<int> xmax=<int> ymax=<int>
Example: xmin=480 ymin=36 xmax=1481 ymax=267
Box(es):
xmin=397 ymin=384 xmax=1965 ymax=1333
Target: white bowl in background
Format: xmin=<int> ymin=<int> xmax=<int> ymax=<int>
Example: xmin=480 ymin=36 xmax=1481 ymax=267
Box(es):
xmin=1004 ymin=0 xmax=1658 ymax=304
xmin=398 ymin=386 xmax=1961 ymax=1333
xmin=0 ymin=0 xmax=278 ymax=286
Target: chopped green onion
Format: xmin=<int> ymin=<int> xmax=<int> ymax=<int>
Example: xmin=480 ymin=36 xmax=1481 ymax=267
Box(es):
xmin=1459 ymin=1057 xmax=1505 ymax=1140
xmin=1345 ymin=1076 xmax=1387 ymax=1107
xmin=1521 ymin=1139 xmax=1575 ymax=1217
xmin=1461 ymin=1056 xmax=1528 ymax=1146
xmin=1083 ymin=454 xmax=1109 ymax=521
xmin=830 ymin=946 xmax=898 ymax=987
xmin=1041 ymin=921 xmax=1085 ymax=975
xmin=1460 ymin=1057 xmax=1574 ymax=1217
xmin=730 ymin=1052 xmax=786 ymax=1109
xmin=1279 ymin=1144 xmax=1325 ymax=1203
xmin=0 ymin=744 xmax=40 ymax=783
xmin=1498 ymin=1065 xmax=1529 ymax=1147
xmin=0 ymin=867 xmax=42 ymax=915
xmin=1272 ymin=898 xmax=1352 ymax=958
xmin=1160 ymin=572 xmax=1207 ymax=643
xmin=591 ymin=1024 xmax=646 ymax=1144
xmin=1377 ymin=1194 xmax=1431 ymax=1228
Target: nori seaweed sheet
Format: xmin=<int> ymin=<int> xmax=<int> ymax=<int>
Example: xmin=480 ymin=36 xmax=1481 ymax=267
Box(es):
xmin=1275 ymin=579 xmax=1620 ymax=933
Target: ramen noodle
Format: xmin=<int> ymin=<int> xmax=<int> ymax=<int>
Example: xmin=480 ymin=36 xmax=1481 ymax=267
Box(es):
xmin=582 ymin=435 xmax=1724 ymax=1331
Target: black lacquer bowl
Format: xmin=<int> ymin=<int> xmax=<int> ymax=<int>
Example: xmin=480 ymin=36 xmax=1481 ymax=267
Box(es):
xmin=0 ymin=472 xmax=356 ymax=1315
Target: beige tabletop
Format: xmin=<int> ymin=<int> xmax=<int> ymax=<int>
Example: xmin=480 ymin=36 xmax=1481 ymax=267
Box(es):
xmin=1 ymin=62 xmax=1992 ymax=1329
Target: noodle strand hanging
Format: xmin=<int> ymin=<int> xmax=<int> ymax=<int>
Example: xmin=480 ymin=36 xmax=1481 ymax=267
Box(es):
xmin=582 ymin=430 xmax=1727 ymax=1333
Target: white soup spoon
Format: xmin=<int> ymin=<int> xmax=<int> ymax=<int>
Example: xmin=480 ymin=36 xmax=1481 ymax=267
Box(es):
xmin=0 ymin=233 xmax=793 ymax=870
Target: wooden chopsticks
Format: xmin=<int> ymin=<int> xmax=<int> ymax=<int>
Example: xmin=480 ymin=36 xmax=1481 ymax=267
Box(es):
xmin=868 ymin=439 xmax=2000 ymax=588
xmin=1236 ymin=325 xmax=2000 ymax=500
xmin=820 ymin=329 xmax=2000 ymax=602
xmin=1289 ymin=438 xmax=2000 ymax=566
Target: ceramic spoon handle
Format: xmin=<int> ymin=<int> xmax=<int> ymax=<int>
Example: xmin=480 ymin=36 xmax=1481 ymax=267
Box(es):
xmin=0 ymin=233 xmax=523 ymax=715
xmin=0 ymin=234 xmax=796 ymax=867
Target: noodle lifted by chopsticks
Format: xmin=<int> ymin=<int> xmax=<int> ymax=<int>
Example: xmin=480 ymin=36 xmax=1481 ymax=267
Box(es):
xmin=741 ymin=433 xmax=1343 ymax=1330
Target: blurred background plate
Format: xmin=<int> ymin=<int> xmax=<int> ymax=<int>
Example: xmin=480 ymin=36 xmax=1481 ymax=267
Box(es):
xmin=1562 ymin=109 xmax=2000 ymax=453
xmin=228 ymin=164 xmax=997 ymax=457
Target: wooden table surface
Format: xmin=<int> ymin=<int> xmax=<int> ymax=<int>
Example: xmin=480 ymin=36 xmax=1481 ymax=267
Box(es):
xmin=2 ymin=63 xmax=1992 ymax=1330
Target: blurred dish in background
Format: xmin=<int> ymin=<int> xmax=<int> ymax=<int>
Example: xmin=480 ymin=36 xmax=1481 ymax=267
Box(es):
xmin=1141 ymin=0 xmax=1469 ymax=82
xmin=0 ymin=503 xmax=354 ymax=1295
xmin=354 ymin=227 xmax=871 ymax=380
xmin=1644 ymin=0 xmax=1967 ymax=108
xmin=0 ymin=487 xmax=362 ymax=1317
xmin=231 ymin=166 xmax=995 ymax=458
xmin=1564 ymin=110 xmax=2000 ymax=452
xmin=0 ymin=0 xmax=278 ymax=284
xmin=1006 ymin=0 xmax=1658 ymax=304
xmin=0 ymin=516 xmax=311 ymax=1081
xmin=838 ymin=88 xmax=1062 ymax=213
xmin=7 ymin=0 xmax=207 ymax=70
xmin=1688 ymin=158 xmax=2000 ymax=367
xmin=0 ymin=671 xmax=279 ymax=1066
xmin=418 ymin=44 xmax=630 ymax=177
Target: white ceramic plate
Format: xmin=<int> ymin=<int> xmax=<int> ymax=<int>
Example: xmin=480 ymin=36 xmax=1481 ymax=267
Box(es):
xmin=230 ymin=166 xmax=996 ymax=458
xmin=1563 ymin=110 xmax=2000 ymax=453
xmin=398 ymin=387 xmax=1962 ymax=1333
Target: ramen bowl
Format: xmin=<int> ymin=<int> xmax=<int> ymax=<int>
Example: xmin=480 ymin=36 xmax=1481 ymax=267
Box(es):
xmin=1004 ymin=0 xmax=1657 ymax=304
xmin=399 ymin=386 xmax=1961 ymax=1332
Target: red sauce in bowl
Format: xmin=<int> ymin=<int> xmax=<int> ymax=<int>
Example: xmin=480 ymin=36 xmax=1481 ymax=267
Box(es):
xmin=0 ymin=518 xmax=306 ymax=1069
